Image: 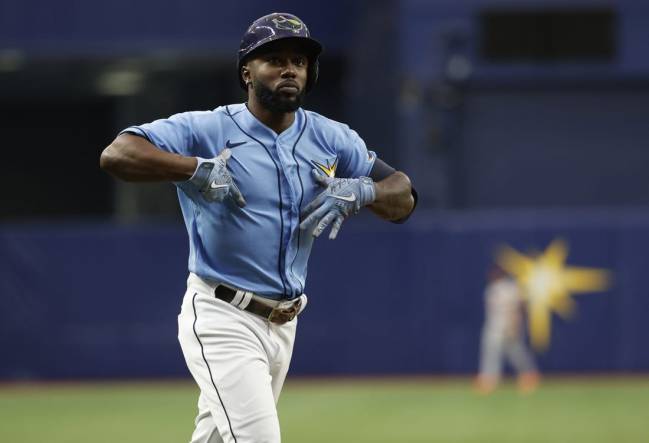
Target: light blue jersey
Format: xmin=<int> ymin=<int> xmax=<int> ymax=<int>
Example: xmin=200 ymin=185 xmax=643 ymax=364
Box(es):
xmin=122 ymin=103 xmax=376 ymax=299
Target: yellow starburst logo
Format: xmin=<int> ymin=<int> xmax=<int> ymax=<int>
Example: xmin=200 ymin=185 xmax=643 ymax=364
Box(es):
xmin=311 ymin=158 xmax=338 ymax=178
xmin=496 ymin=239 xmax=611 ymax=352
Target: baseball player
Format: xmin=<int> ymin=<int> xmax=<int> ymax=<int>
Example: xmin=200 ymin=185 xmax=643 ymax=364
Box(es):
xmin=474 ymin=267 xmax=540 ymax=394
xmin=100 ymin=12 xmax=415 ymax=443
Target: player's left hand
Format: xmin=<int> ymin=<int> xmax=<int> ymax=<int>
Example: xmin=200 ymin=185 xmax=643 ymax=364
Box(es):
xmin=300 ymin=169 xmax=375 ymax=239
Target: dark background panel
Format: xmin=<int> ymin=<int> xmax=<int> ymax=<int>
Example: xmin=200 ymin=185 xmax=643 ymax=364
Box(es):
xmin=0 ymin=99 xmax=115 ymax=217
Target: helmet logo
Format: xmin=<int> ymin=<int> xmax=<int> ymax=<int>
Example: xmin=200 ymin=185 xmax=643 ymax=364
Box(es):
xmin=272 ymin=15 xmax=304 ymax=33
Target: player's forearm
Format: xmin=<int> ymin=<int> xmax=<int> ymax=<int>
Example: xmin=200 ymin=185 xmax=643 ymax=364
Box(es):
xmin=368 ymin=171 xmax=415 ymax=221
xmin=100 ymin=134 xmax=197 ymax=182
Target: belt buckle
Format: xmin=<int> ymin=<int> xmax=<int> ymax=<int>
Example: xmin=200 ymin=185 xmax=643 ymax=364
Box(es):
xmin=268 ymin=299 xmax=302 ymax=325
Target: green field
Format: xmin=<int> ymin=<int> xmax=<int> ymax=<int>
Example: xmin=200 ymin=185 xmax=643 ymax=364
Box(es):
xmin=1 ymin=377 xmax=648 ymax=442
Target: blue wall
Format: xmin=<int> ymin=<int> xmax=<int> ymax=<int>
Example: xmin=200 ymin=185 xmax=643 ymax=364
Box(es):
xmin=460 ymin=89 xmax=649 ymax=207
xmin=2 ymin=210 xmax=648 ymax=379
xmin=396 ymin=0 xmax=649 ymax=208
xmin=0 ymin=0 xmax=358 ymax=55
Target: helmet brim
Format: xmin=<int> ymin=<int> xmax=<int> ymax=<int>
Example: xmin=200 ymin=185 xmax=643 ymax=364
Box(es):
xmin=240 ymin=37 xmax=322 ymax=65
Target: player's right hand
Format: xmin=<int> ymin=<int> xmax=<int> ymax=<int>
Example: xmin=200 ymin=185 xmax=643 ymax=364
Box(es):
xmin=189 ymin=149 xmax=246 ymax=207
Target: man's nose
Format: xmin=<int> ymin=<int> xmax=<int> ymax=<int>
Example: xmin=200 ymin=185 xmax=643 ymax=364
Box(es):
xmin=281 ymin=62 xmax=297 ymax=78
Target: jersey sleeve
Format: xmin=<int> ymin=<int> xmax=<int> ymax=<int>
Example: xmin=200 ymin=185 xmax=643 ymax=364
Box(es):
xmin=334 ymin=125 xmax=377 ymax=178
xmin=119 ymin=112 xmax=196 ymax=156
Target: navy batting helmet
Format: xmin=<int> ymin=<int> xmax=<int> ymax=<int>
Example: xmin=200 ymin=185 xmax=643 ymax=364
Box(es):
xmin=237 ymin=13 xmax=323 ymax=92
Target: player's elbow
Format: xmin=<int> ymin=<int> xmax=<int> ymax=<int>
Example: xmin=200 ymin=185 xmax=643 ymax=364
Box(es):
xmin=100 ymin=143 xmax=118 ymax=173
xmin=100 ymin=140 xmax=132 ymax=180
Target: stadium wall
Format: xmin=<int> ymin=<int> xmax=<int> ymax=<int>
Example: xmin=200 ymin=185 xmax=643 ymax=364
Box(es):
xmin=2 ymin=209 xmax=648 ymax=379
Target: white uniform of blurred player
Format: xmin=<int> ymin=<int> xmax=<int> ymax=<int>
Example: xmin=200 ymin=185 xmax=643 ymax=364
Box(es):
xmin=475 ymin=268 xmax=539 ymax=394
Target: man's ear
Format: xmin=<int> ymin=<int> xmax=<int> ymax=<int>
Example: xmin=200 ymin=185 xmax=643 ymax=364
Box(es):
xmin=241 ymin=64 xmax=252 ymax=88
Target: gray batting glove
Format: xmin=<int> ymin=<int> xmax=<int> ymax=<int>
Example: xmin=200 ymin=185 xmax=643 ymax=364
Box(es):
xmin=189 ymin=149 xmax=246 ymax=207
xmin=300 ymin=169 xmax=376 ymax=239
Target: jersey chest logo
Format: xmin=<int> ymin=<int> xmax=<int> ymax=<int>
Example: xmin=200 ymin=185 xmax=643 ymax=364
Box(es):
xmin=311 ymin=158 xmax=338 ymax=178
xmin=226 ymin=140 xmax=246 ymax=149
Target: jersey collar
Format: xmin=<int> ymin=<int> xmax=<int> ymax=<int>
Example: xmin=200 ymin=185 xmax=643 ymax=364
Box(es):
xmin=236 ymin=103 xmax=304 ymax=143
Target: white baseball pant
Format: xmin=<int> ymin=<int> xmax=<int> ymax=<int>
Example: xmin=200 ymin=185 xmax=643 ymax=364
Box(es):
xmin=478 ymin=328 xmax=537 ymax=379
xmin=178 ymin=273 xmax=299 ymax=443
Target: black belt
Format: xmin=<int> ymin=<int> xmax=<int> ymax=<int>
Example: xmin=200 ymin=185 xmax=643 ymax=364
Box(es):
xmin=214 ymin=285 xmax=301 ymax=325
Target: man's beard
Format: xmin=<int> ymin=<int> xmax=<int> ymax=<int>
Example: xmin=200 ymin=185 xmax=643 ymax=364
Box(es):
xmin=253 ymin=79 xmax=306 ymax=113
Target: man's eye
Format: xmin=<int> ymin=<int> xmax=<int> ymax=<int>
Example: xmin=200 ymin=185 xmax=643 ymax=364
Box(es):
xmin=294 ymin=58 xmax=306 ymax=66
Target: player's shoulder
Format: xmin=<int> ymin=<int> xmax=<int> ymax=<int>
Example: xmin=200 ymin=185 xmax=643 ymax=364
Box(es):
xmin=166 ymin=104 xmax=244 ymax=130
xmin=177 ymin=105 xmax=237 ymax=121
xmin=303 ymin=109 xmax=352 ymax=134
xmin=302 ymin=109 xmax=360 ymax=148
xmin=496 ymin=278 xmax=520 ymax=294
xmin=220 ymin=103 xmax=247 ymax=115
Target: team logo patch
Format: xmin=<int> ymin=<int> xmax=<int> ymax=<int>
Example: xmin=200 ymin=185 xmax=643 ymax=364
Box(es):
xmin=311 ymin=158 xmax=338 ymax=178
xmin=272 ymin=16 xmax=304 ymax=33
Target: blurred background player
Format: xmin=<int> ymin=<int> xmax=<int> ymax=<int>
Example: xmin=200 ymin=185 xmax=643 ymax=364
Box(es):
xmin=474 ymin=266 xmax=540 ymax=394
